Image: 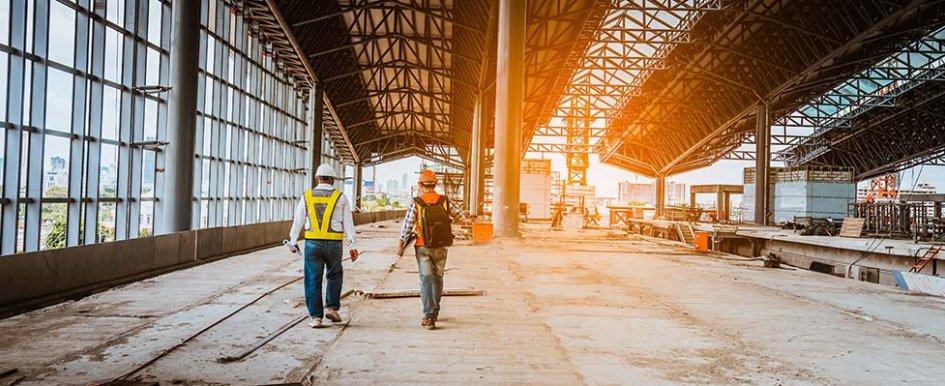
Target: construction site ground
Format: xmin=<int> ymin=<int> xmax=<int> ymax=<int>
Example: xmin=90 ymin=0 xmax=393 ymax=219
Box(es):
xmin=2 ymin=220 xmax=945 ymax=385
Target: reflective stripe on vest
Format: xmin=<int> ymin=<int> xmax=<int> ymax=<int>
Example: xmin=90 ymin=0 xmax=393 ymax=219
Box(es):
xmin=303 ymin=189 xmax=344 ymax=240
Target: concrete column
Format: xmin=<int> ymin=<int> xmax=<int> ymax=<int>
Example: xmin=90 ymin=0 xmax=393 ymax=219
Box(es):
xmin=655 ymin=175 xmax=666 ymax=218
xmin=162 ymin=0 xmax=201 ymax=233
xmin=717 ymin=191 xmax=726 ymax=222
xmin=308 ymin=85 xmax=324 ymax=188
xmin=493 ymin=0 xmax=526 ymax=238
xmin=468 ymin=92 xmax=483 ymax=216
xmin=353 ymin=164 xmax=363 ymax=211
xmin=754 ymin=103 xmax=770 ymax=226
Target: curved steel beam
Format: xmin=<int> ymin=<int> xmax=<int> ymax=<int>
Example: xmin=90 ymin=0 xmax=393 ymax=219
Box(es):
xmin=263 ymin=0 xmax=360 ymax=164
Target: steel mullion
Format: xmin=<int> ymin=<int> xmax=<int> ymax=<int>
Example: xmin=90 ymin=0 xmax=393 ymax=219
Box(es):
xmin=112 ymin=0 xmax=138 ymax=241
xmin=151 ymin=0 xmax=171 ymax=235
xmin=228 ymin=10 xmax=246 ymax=225
xmin=82 ymin=2 xmax=105 ymax=245
xmin=23 ymin=0 xmax=51 ymax=252
xmin=208 ymin=5 xmax=226 ymax=227
xmin=67 ymin=0 xmax=91 ymax=247
xmin=1 ymin=0 xmax=28 ymax=254
xmin=246 ymin=32 xmax=259 ymax=224
xmin=213 ymin=8 xmax=231 ymax=227
xmin=128 ymin=0 xmax=150 ymax=239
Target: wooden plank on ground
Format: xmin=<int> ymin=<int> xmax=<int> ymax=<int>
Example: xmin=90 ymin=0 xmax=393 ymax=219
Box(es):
xmin=358 ymin=288 xmax=486 ymax=299
xmin=839 ymin=218 xmax=866 ymax=238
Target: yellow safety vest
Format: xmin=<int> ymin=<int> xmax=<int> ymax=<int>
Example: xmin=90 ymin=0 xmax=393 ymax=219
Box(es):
xmin=303 ymin=189 xmax=344 ymax=240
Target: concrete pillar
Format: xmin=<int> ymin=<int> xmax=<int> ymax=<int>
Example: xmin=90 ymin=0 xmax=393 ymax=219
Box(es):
xmin=493 ymin=0 xmax=526 ymax=238
xmin=308 ymin=85 xmax=324 ymax=188
xmin=717 ymin=191 xmax=726 ymax=222
xmin=162 ymin=0 xmax=201 ymax=233
xmin=754 ymin=103 xmax=770 ymax=226
xmin=468 ymin=92 xmax=483 ymax=216
xmin=655 ymin=175 xmax=666 ymax=218
xmin=353 ymin=164 xmax=363 ymax=211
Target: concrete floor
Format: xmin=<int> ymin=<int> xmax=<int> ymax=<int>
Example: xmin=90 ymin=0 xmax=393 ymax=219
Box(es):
xmin=2 ymin=221 xmax=945 ymax=385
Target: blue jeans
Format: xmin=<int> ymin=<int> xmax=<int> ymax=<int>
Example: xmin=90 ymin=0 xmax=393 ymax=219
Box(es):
xmin=415 ymin=246 xmax=448 ymax=318
xmin=304 ymin=239 xmax=344 ymax=318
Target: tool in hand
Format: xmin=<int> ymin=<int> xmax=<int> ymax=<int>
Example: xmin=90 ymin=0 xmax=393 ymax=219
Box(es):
xmin=283 ymin=239 xmax=301 ymax=256
xmin=397 ymin=232 xmax=417 ymax=256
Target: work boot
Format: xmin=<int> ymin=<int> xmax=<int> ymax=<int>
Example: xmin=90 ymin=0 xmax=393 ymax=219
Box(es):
xmin=421 ymin=317 xmax=436 ymax=330
xmin=308 ymin=317 xmax=324 ymax=328
xmin=325 ymin=309 xmax=342 ymax=323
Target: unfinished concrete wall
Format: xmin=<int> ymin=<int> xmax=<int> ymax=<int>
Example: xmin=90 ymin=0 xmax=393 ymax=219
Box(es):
xmin=773 ymin=168 xmax=855 ymax=223
xmin=743 ymin=167 xmax=780 ymax=224
xmin=521 ymin=174 xmax=552 ymax=220
xmin=521 ymin=159 xmax=552 ymax=220
xmin=759 ymin=238 xmax=921 ymax=286
xmin=0 ymin=210 xmax=405 ymax=317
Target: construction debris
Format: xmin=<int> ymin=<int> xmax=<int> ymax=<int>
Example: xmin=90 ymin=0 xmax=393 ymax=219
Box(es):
xmin=356 ymin=288 xmax=486 ymax=299
xmin=849 ymin=201 xmax=945 ymax=240
xmin=0 ymin=369 xmax=17 ymax=379
xmin=283 ymin=297 xmax=305 ymax=308
xmin=893 ymin=270 xmax=945 ymax=298
xmin=763 ymin=253 xmax=781 ymax=269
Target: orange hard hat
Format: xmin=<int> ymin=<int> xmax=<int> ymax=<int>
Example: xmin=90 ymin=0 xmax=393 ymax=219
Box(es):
xmin=419 ymin=170 xmax=438 ymax=185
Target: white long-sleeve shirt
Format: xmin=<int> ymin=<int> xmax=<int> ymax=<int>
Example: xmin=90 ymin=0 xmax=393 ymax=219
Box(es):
xmin=288 ymin=183 xmax=358 ymax=249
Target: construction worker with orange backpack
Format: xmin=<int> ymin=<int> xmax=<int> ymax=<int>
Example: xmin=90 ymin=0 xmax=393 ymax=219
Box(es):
xmin=397 ymin=170 xmax=463 ymax=330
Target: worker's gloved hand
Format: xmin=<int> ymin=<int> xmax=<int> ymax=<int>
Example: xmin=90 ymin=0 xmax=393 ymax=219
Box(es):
xmin=350 ymin=249 xmax=359 ymax=262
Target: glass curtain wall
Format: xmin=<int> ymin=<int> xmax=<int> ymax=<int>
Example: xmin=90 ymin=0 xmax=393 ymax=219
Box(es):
xmin=0 ymin=0 xmax=310 ymax=255
xmin=196 ymin=0 xmax=306 ymax=229
xmin=0 ymin=0 xmax=171 ymax=254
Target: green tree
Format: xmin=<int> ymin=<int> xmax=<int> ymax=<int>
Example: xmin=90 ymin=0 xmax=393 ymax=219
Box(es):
xmin=140 ymin=228 xmax=152 ymax=237
xmin=99 ymin=223 xmax=115 ymax=243
xmin=41 ymin=187 xmax=68 ymax=220
xmin=43 ymin=185 xmax=68 ymax=199
xmin=43 ymin=219 xmax=67 ymax=250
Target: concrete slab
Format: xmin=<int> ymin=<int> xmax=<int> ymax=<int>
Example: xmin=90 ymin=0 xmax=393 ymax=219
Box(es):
xmin=738 ymin=227 xmax=939 ymax=259
xmin=3 ymin=222 xmax=945 ymax=385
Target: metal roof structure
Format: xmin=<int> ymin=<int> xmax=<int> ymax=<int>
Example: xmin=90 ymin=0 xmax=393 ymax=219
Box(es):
xmin=244 ymin=0 xmax=605 ymax=169
xmin=245 ymin=0 xmax=945 ymax=181
xmin=778 ymin=26 xmax=945 ymax=180
xmin=594 ymin=0 xmax=945 ymax=177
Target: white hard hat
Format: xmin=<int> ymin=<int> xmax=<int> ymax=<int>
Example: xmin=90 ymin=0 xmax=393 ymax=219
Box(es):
xmin=315 ymin=164 xmax=338 ymax=178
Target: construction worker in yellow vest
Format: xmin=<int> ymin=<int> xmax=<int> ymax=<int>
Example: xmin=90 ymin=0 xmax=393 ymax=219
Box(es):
xmin=288 ymin=164 xmax=359 ymax=328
